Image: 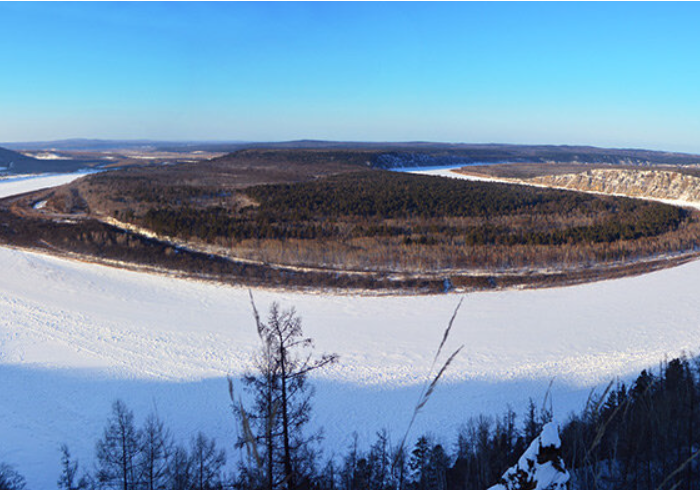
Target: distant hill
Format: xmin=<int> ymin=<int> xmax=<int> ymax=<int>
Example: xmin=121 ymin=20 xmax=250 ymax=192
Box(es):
xmin=4 ymin=139 xmax=700 ymax=169
xmin=1 ymin=139 xmax=247 ymax=152
xmin=363 ymin=145 xmax=700 ymax=169
xmin=101 ymin=140 xmax=700 ymax=167
xmin=0 ymin=146 xmax=42 ymax=172
xmin=207 ymin=143 xmax=700 ymax=169
xmin=0 ymin=146 xmax=91 ymax=174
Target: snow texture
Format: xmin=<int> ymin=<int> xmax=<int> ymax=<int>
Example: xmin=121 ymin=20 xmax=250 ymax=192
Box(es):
xmin=488 ymin=422 xmax=569 ymax=490
xmin=1 ymin=172 xmax=699 ymax=488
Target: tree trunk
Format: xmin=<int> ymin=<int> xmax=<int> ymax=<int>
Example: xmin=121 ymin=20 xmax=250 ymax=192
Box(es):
xmin=280 ymin=343 xmax=294 ymax=490
xmin=267 ymin=369 xmax=274 ymax=490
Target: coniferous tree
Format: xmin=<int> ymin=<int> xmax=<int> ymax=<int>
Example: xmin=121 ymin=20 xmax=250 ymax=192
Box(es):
xmin=427 ymin=444 xmax=449 ymax=490
xmin=408 ymin=437 xmax=431 ymax=490
xmin=351 ymin=458 xmax=372 ymax=490
xmin=0 ymin=464 xmax=26 ymax=490
xmin=523 ymin=399 xmax=542 ymax=445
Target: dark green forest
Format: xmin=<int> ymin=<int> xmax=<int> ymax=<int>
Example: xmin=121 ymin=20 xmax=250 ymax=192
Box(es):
xmin=138 ymin=171 xmax=687 ymax=248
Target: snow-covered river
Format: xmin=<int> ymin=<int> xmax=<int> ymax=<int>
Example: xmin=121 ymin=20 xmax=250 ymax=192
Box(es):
xmin=2 ymin=171 xmax=700 ymax=487
xmin=0 ymin=170 xmax=96 ymax=199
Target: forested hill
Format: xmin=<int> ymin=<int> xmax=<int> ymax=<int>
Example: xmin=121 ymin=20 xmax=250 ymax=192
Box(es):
xmin=0 ymin=146 xmax=41 ymax=172
xmin=0 ymin=146 xmax=93 ymax=174
xmin=5 ymin=140 xmax=700 ymax=170
xmin=369 ymin=145 xmax=700 ymax=168
xmin=202 ymin=143 xmax=700 ymax=170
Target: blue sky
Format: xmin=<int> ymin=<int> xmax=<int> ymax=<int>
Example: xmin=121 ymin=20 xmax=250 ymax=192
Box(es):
xmin=2 ymin=2 xmax=700 ymax=152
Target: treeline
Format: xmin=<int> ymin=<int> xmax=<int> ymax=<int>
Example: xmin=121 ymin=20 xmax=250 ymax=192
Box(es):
xmin=36 ymin=151 xmax=700 ymax=280
xmin=562 ymin=355 xmax=700 ymax=490
xmin=45 ymin=400 xmax=227 ymax=490
xmin=137 ymin=171 xmax=688 ymax=247
xmin=0 ymin=398 xmax=541 ymax=490
xmin=140 ymin=204 xmax=685 ymax=247
xmin=245 ymin=172 xmax=630 ymax=220
xmin=9 ymin=356 xmax=700 ymax=490
xmin=141 ymin=207 xmax=341 ymax=243
xmin=311 ymin=355 xmax=700 ymax=489
xmin=323 ymin=401 xmax=552 ymax=490
xmin=80 ymin=174 xmax=227 ymax=206
xmin=463 ymin=205 xmax=685 ymax=246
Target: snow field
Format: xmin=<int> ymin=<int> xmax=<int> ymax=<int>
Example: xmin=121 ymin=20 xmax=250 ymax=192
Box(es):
xmin=2 ymin=171 xmax=700 ymax=487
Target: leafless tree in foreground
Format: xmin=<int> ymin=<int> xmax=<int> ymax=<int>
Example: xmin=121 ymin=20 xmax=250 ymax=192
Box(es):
xmin=231 ymin=292 xmax=338 ymax=490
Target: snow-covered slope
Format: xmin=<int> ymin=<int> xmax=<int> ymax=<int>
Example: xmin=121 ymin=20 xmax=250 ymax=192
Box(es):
xmin=3 ymin=173 xmax=700 ymax=487
xmin=531 ymin=168 xmax=700 ymax=206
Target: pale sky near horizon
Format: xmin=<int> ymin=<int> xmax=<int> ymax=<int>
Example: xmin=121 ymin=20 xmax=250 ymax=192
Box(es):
xmin=2 ymin=2 xmax=700 ymax=153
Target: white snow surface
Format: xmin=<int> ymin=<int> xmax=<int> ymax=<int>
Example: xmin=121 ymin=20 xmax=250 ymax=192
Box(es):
xmin=539 ymin=422 xmax=561 ymax=449
xmin=0 ymin=171 xmax=93 ymax=198
xmin=23 ymin=152 xmax=70 ymax=160
xmin=2 ymin=172 xmax=700 ymax=487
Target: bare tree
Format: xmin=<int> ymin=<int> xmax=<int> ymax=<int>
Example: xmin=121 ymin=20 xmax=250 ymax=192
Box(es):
xmin=95 ymin=400 xmax=141 ymax=490
xmin=168 ymin=445 xmax=192 ymax=490
xmin=138 ymin=413 xmax=173 ymax=490
xmin=233 ymin=293 xmax=338 ymax=490
xmin=189 ymin=432 xmax=226 ymax=490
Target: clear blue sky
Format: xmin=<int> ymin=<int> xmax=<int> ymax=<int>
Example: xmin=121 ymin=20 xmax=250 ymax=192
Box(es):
xmin=2 ymin=2 xmax=700 ymax=152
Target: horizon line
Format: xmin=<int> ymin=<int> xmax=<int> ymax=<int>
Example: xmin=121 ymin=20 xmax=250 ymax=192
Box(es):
xmin=3 ymin=138 xmax=700 ymax=156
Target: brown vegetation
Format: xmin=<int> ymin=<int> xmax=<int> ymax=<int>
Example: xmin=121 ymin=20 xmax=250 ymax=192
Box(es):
xmin=107 ymin=170 xmax=699 ymax=273
xmin=4 ymin=149 xmax=700 ymax=293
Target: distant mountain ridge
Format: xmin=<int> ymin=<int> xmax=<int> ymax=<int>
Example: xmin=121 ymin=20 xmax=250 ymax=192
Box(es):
xmin=166 ymin=141 xmax=700 ymax=167
xmin=4 ymin=139 xmax=700 ymax=169
xmin=0 ymin=146 xmax=92 ymax=174
xmin=1 ymin=139 xmax=248 ymax=152
xmin=0 ymin=146 xmax=41 ymax=172
xmin=212 ymin=142 xmax=700 ymax=168
xmin=367 ymin=145 xmax=700 ymax=168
